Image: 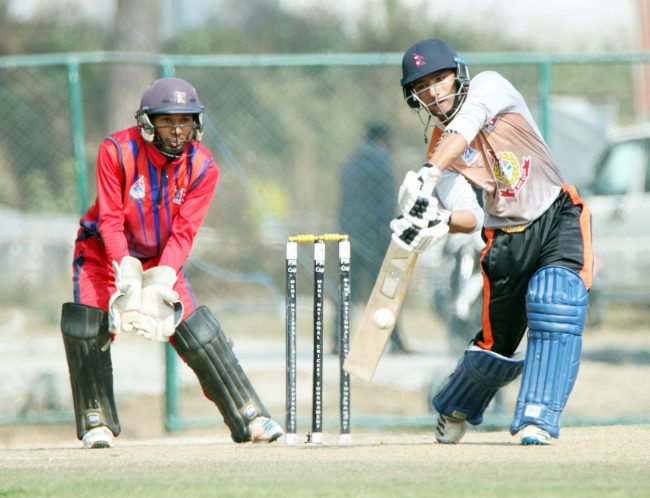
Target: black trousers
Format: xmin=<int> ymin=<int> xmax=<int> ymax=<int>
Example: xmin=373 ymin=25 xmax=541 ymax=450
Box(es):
xmin=476 ymin=185 xmax=593 ymax=357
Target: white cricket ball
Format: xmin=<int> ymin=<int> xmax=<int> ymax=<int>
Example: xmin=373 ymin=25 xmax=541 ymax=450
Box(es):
xmin=372 ymin=308 xmax=395 ymax=330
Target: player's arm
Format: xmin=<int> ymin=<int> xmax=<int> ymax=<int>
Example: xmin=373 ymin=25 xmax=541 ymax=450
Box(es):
xmin=96 ymin=140 xmax=130 ymax=264
xmin=424 ymin=131 xmax=469 ymax=180
xmin=95 ymin=141 xmax=145 ymax=335
xmin=393 ymin=139 xmax=482 ymax=251
xmin=448 ymin=210 xmax=479 ymax=234
xmin=396 ymin=130 xmax=468 ymax=226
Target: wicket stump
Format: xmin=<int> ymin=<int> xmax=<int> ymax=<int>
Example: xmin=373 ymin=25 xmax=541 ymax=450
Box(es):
xmin=285 ymin=234 xmax=351 ymax=445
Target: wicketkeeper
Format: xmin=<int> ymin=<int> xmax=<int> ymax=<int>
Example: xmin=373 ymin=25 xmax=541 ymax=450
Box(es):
xmin=392 ymin=39 xmax=593 ymax=445
xmin=61 ymin=76 xmax=283 ymax=448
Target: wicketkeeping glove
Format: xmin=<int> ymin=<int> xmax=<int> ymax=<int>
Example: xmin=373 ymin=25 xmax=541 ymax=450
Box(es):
xmin=390 ymin=211 xmax=450 ymax=253
xmin=108 ymin=256 xmax=144 ymax=335
xmin=135 ymin=265 xmax=184 ymax=342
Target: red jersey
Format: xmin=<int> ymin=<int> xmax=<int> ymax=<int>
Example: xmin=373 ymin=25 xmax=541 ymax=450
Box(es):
xmin=79 ymin=126 xmax=219 ymax=271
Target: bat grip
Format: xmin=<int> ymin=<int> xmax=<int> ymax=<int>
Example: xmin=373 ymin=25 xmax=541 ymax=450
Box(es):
xmin=420 ymin=164 xmax=442 ymax=195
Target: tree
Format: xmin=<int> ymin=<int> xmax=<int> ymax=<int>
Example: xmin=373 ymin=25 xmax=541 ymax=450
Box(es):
xmin=105 ymin=0 xmax=162 ymax=132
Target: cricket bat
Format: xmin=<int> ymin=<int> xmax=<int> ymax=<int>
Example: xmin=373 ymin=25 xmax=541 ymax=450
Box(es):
xmin=342 ymin=240 xmax=420 ymax=382
xmin=343 ymin=152 xmax=446 ymax=382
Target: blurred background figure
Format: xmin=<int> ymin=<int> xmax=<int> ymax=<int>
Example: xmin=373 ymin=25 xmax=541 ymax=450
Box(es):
xmin=337 ymin=121 xmax=410 ymax=353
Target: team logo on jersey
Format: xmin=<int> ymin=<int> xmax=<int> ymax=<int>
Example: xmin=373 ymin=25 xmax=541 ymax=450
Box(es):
xmin=461 ymin=146 xmax=480 ymax=166
xmin=129 ymin=176 xmax=146 ymax=200
xmin=173 ymin=91 xmax=187 ymax=104
xmin=490 ymin=150 xmax=531 ymax=197
xmin=413 ymin=53 xmax=426 ymax=67
xmin=484 ymin=117 xmax=500 ymax=133
xmin=173 ymin=186 xmax=186 ymax=205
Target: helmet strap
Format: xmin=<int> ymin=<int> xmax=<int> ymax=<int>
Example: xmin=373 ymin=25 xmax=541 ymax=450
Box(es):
xmin=150 ymin=132 xmax=191 ymax=159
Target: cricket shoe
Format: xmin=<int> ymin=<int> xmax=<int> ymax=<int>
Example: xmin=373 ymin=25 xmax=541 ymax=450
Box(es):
xmin=435 ymin=413 xmax=466 ymax=444
xmin=520 ymin=425 xmax=552 ymax=446
xmin=82 ymin=426 xmax=114 ymax=449
xmin=249 ymin=416 xmax=283 ymax=443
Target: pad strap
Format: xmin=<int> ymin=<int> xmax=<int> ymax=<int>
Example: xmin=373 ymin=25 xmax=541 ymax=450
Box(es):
xmin=511 ymin=266 xmax=588 ymax=438
xmin=173 ymin=306 xmax=271 ymax=442
xmin=60 ymin=303 xmax=121 ymax=439
xmin=433 ymin=346 xmax=524 ymax=425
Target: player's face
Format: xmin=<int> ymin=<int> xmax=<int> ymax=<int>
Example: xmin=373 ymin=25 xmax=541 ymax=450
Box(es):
xmin=151 ymin=113 xmax=194 ymax=152
xmin=412 ymin=70 xmax=457 ymax=115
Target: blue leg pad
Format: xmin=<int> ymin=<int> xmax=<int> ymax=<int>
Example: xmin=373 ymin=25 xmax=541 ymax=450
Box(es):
xmin=433 ymin=346 xmax=524 ymax=425
xmin=511 ymin=266 xmax=588 ymax=438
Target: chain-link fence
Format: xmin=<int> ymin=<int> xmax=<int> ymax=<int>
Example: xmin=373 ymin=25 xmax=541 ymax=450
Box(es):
xmin=1 ymin=51 xmax=649 ymax=432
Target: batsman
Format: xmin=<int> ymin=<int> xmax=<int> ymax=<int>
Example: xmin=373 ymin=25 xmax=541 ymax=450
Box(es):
xmin=60 ymin=76 xmax=283 ymax=448
xmin=392 ymin=39 xmax=593 ymax=445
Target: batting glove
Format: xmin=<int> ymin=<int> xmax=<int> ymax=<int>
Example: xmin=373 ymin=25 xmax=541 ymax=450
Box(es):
xmin=108 ymin=256 xmax=144 ymax=335
xmin=390 ymin=211 xmax=450 ymax=253
xmin=397 ymin=167 xmax=442 ymax=225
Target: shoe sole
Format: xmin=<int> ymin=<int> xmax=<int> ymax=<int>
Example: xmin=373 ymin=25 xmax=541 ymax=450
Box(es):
xmin=521 ymin=436 xmax=551 ymax=446
xmin=82 ymin=427 xmax=113 ymax=449
xmin=521 ymin=437 xmax=550 ymax=446
xmin=90 ymin=441 xmax=112 ymax=449
xmin=252 ymin=431 xmax=283 ymax=443
xmin=267 ymin=432 xmax=282 ymax=443
xmin=520 ymin=425 xmax=552 ymax=446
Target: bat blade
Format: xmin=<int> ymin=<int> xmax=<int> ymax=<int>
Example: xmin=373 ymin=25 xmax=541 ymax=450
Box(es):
xmin=343 ymin=240 xmax=419 ymax=382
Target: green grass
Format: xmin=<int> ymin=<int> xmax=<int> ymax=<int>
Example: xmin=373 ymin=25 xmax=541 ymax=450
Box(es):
xmin=1 ymin=460 xmax=647 ymax=498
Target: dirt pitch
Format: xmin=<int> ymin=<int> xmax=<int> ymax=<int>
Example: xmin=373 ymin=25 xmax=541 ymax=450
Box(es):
xmin=0 ymin=425 xmax=649 ymax=497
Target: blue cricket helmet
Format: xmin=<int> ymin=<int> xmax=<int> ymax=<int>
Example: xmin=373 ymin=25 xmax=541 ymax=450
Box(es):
xmin=400 ymin=39 xmax=470 ymax=110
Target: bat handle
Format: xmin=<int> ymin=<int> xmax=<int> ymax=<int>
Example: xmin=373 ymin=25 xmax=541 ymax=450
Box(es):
xmin=420 ymin=164 xmax=442 ymax=195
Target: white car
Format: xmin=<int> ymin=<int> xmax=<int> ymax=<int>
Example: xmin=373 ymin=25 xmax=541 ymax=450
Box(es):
xmin=586 ymin=123 xmax=650 ymax=303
